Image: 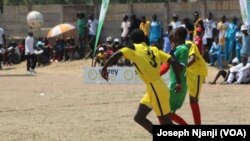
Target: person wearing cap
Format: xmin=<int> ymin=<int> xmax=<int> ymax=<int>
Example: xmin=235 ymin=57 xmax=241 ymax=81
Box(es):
xmin=170 ymin=14 xmax=181 ymax=30
xmin=101 ymin=29 xmax=184 ymax=133
xmin=121 ymin=15 xmax=131 ymax=46
xmin=193 ymin=11 xmax=204 ymax=40
xmin=93 ymin=47 xmax=106 ymax=67
xmin=240 ymin=24 xmax=250 ymax=59
xmin=225 ymin=17 xmax=238 ymax=63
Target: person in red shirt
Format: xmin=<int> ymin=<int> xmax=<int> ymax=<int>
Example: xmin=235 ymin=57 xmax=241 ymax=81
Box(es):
xmin=193 ymin=27 xmax=203 ymax=55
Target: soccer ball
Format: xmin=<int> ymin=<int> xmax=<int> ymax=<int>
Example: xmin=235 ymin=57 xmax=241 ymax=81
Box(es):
xmin=26 ymin=11 xmax=44 ymax=29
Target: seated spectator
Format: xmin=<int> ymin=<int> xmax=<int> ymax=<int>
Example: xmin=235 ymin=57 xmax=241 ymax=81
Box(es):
xmin=94 ymin=47 xmax=106 ymax=67
xmin=52 ymin=38 xmax=65 ymax=62
xmin=223 ymin=56 xmax=250 ymax=84
xmin=209 ymin=37 xmax=224 ymax=69
xmin=35 ymin=37 xmax=45 ymax=66
xmin=64 ymin=37 xmax=75 ymax=61
xmin=17 ymin=39 xmax=25 ymax=61
xmin=209 ymin=57 xmax=239 ymax=84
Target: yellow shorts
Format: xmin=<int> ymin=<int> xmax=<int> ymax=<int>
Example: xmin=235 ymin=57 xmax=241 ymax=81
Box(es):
xmin=140 ymin=79 xmax=171 ymax=116
xmin=187 ymin=73 xmax=205 ymax=99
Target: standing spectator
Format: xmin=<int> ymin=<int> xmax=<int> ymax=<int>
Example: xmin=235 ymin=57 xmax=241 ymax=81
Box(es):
xmin=217 ymin=15 xmax=229 ymax=47
xmin=25 ymin=32 xmax=36 ymax=74
xmin=130 ymin=14 xmax=141 ymax=33
xmin=149 ymin=14 xmax=162 ymax=46
xmin=193 ymin=27 xmax=203 ymax=55
xmin=76 ymin=12 xmax=88 ymax=58
xmin=203 ymin=12 xmax=217 ymax=62
xmin=87 ymin=14 xmax=98 ymax=56
xmin=170 ymin=14 xmax=181 ymax=30
xmin=193 ymin=11 xmax=204 ymax=40
xmin=162 ymin=25 xmax=172 ymax=53
xmin=225 ymin=17 xmax=238 ymax=63
xmin=182 ymin=18 xmax=194 ymax=40
xmin=0 ymin=26 xmax=6 ymax=70
xmin=139 ymin=16 xmax=151 ymax=45
xmin=235 ymin=25 xmax=243 ymax=62
xmin=240 ymin=24 xmax=250 ymax=59
xmin=121 ymin=15 xmax=131 ymax=46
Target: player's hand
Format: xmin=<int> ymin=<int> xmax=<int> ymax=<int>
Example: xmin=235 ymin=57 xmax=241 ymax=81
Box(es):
xmin=175 ymin=83 xmax=182 ymax=93
xmin=101 ymin=68 xmax=109 ymax=81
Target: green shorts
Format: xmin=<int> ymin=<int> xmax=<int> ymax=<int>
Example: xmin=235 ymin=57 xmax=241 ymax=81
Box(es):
xmin=169 ymin=82 xmax=187 ymax=112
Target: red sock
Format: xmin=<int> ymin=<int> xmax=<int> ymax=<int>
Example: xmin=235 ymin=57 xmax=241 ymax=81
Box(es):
xmin=160 ymin=63 xmax=170 ymax=76
xmin=190 ymin=103 xmax=201 ymax=125
xmin=171 ymin=113 xmax=188 ymax=125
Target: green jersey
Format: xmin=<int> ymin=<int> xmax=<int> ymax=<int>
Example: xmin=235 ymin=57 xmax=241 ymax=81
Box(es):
xmin=169 ymin=44 xmax=189 ymax=112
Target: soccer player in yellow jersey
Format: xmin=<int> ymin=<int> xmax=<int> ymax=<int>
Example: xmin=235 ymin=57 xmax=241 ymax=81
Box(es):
xmin=101 ymin=29 xmax=183 ymax=134
xmin=186 ymin=40 xmax=208 ymax=125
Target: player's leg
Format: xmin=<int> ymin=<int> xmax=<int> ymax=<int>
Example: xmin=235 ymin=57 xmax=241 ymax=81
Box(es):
xmin=171 ymin=112 xmax=188 ymax=125
xmin=134 ymin=103 xmax=153 ymax=134
xmin=188 ymin=75 xmax=204 ymax=125
xmin=209 ymin=70 xmax=227 ymax=84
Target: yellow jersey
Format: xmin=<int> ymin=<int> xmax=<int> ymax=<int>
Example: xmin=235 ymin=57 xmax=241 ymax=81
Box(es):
xmin=186 ymin=40 xmax=208 ymax=76
xmin=120 ymin=42 xmax=171 ymax=83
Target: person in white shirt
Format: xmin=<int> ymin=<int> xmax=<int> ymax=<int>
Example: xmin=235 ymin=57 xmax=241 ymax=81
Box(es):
xmin=87 ymin=14 xmax=98 ymax=54
xmin=203 ymin=12 xmax=217 ymax=63
xmin=169 ymin=14 xmax=181 ymax=30
xmin=225 ymin=56 xmax=250 ymax=84
xmin=0 ymin=27 xmax=6 ymax=70
xmin=25 ymin=32 xmax=36 ymax=73
xmin=121 ymin=15 xmax=131 ymax=45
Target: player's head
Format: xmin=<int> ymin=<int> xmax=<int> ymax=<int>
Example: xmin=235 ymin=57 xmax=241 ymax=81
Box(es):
xmin=130 ymin=29 xmax=145 ymax=44
xmin=174 ymin=27 xmax=187 ymax=45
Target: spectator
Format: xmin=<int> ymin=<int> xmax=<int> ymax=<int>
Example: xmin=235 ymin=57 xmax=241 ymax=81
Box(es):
xmin=224 ymin=56 xmax=250 ymax=84
xmin=139 ymin=16 xmax=151 ymax=45
xmin=130 ymin=14 xmax=141 ymax=33
xmin=209 ymin=37 xmax=224 ymax=69
xmin=94 ymin=47 xmax=106 ymax=67
xmin=235 ymin=25 xmax=243 ymax=62
xmin=25 ymin=31 xmax=36 ymax=74
xmin=76 ymin=12 xmax=88 ymax=58
xmin=87 ymin=14 xmax=98 ymax=56
xmin=203 ymin=12 xmax=217 ymax=62
xmin=35 ymin=37 xmax=45 ymax=66
xmin=217 ymin=15 xmax=229 ymax=47
xmin=17 ymin=39 xmax=25 ymax=61
xmin=240 ymin=24 xmax=250 ymax=60
xmin=53 ymin=38 xmax=64 ymax=62
xmin=149 ymin=14 xmax=162 ymax=46
xmin=182 ymin=18 xmax=194 ymax=40
xmin=193 ymin=27 xmax=203 ymax=55
xmin=225 ymin=17 xmax=238 ymax=63
xmin=162 ymin=24 xmax=172 ymax=53
xmin=170 ymin=13 xmax=181 ymax=30
xmin=121 ymin=15 xmax=131 ymax=46
xmin=193 ymin=11 xmax=204 ymax=40
xmin=0 ymin=26 xmax=6 ymax=70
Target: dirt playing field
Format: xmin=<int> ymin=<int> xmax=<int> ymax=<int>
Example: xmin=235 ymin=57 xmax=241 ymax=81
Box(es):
xmin=0 ymin=59 xmax=249 ymax=141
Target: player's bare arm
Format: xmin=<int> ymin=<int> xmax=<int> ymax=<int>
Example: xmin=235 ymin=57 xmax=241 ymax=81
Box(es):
xmin=187 ymin=55 xmax=196 ymax=67
xmin=101 ymin=51 xmax=123 ymax=81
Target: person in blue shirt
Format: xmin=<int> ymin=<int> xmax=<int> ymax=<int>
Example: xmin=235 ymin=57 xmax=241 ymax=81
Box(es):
xmin=225 ymin=17 xmax=237 ymax=63
xmin=209 ymin=37 xmax=224 ymax=69
xmin=149 ymin=14 xmax=162 ymax=46
xmin=163 ymin=25 xmax=173 ymax=53
xmin=235 ymin=25 xmax=242 ymax=62
xmin=240 ymin=24 xmax=250 ymax=59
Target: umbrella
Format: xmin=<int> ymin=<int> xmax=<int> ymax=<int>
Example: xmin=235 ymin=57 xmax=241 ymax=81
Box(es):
xmin=47 ymin=23 xmax=75 ymax=38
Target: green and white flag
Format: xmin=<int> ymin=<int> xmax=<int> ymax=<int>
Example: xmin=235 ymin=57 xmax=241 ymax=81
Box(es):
xmin=239 ymin=0 xmax=250 ymax=25
xmin=94 ymin=0 xmax=110 ymax=56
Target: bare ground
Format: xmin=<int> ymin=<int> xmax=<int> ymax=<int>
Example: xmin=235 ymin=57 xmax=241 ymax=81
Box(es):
xmin=0 ymin=60 xmax=249 ymax=141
